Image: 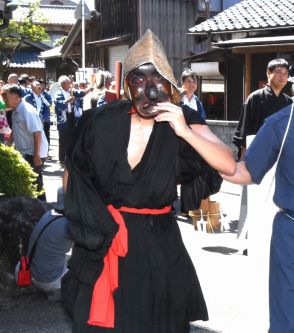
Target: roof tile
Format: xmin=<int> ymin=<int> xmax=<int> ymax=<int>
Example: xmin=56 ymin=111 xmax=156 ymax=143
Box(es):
xmin=9 ymin=51 xmax=45 ymax=69
xmin=189 ymin=0 xmax=294 ymax=34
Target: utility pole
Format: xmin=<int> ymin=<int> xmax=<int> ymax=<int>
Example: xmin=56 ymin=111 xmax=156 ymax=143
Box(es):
xmin=81 ymin=0 xmax=86 ymax=78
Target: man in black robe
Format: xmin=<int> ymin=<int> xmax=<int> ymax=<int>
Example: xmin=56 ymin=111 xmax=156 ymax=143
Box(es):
xmin=232 ymin=58 xmax=292 ymax=239
xmin=62 ymin=30 xmax=236 ymax=333
xmin=233 ymin=58 xmax=292 ymax=159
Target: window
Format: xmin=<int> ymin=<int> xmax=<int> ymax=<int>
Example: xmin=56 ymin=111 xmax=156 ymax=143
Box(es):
xmin=197 ymin=0 xmax=222 ymax=13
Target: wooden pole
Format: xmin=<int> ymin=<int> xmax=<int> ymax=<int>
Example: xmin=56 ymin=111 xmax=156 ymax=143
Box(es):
xmin=115 ymin=61 xmax=122 ymax=100
xmin=245 ymin=53 xmax=252 ymax=99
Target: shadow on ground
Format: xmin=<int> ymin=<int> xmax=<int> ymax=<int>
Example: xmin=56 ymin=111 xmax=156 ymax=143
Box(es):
xmin=190 ymin=325 xmax=221 ymax=333
xmin=229 ymin=220 xmax=239 ymax=233
xmin=202 ymin=246 xmax=238 ymax=255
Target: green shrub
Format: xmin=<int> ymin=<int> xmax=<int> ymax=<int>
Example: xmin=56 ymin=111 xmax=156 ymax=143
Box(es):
xmin=0 ymin=144 xmax=40 ymax=197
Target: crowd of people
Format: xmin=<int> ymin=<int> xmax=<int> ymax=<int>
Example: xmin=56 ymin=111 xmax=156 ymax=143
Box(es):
xmin=1 ymin=29 xmax=294 ymax=333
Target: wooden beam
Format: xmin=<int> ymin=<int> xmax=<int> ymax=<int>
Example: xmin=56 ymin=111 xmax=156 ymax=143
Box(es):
xmin=245 ymin=53 xmax=251 ymax=99
xmin=232 ymin=44 xmax=294 ymax=54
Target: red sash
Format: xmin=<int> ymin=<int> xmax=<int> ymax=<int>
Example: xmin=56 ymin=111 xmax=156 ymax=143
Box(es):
xmin=87 ymin=204 xmax=172 ymax=327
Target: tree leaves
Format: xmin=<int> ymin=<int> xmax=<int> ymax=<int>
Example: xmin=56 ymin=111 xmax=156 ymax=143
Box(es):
xmin=0 ymin=0 xmax=48 ymax=66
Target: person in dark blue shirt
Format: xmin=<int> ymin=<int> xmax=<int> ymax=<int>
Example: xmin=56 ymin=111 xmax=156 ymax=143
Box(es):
xmin=26 ymin=187 xmax=73 ymax=300
xmin=222 ymin=103 xmax=294 ymax=333
xmin=39 ymin=79 xmax=53 ymax=147
xmin=54 ymin=76 xmax=87 ymax=165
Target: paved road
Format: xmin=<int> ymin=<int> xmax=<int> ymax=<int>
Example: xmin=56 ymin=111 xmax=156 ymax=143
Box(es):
xmin=0 ymin=126 xmax=268 ymax=333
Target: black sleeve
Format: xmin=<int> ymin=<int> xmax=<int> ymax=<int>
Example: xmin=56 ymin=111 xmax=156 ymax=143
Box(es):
xmin=65 ymin=108 xmax=118 ymax=252
xmin=232 ymin=92 xmax=256 ymax=150
xmin=182 ymin=104 xmax=206 ymax=125
xmin=64 ymin=108 xmax=120 ymax=284
xmin=177 ymin=108 xmax=222 ymax=212
xmin=178 ymin=145 xmax=222 ymax=212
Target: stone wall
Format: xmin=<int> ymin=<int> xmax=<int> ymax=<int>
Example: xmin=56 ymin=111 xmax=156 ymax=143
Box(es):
xmin=206 ymin=120 xmax=239 ymax=159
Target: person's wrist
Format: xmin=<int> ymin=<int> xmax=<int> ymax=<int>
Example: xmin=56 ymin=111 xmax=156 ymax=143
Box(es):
xmin=180 ymin=126 xmax=193 ymax=141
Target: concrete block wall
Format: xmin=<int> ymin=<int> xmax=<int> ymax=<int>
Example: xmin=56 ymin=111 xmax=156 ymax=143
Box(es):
xmin=206 ymin=120 xmax=239 ymax=159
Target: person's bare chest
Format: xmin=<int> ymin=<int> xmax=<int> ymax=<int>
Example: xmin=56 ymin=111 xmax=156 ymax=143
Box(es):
xmin=127 ymin=118 xmax=154 ymax=170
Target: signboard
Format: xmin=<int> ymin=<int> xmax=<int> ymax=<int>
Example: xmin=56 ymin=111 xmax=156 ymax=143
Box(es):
xmin=76 ymin=68 xmax=99 ymax=84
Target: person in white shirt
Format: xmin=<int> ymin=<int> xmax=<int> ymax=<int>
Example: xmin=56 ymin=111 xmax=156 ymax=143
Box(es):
xmin=181 ymin=69 xmax=206 ymax=120
xmin=1 ymin=84 xmax=48 ymax=200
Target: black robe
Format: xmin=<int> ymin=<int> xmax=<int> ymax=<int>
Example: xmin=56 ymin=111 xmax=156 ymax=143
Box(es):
xmin=62 ymin=100 xmax=222 ymax=333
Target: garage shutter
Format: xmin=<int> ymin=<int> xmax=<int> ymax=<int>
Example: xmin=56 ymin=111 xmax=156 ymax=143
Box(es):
xmin=108 ymin=44 xmax=129 ymax=78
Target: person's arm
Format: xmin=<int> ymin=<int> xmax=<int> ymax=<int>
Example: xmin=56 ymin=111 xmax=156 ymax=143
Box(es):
xmin=83 ymin=86 xmax=94 ymax=95
xmin=44 ymin=91 xmax=53 ymax=106
xmin=154 ymin=102 xmax=236 ymax=176
xmin=224 ymin=113 xmax=281 ymax=186
xmin=221 ymin=161 xmax=253 ymax=185
xmin=233 ymin=94 xmax=257 ymax=159
xmin=54 ymin=93 xmax=74 ymax=108
xmin=6 ymin=130 xmax=14 ymax=146
xmin=33 ymin=131 xmax=42 ymax=166
xmin=64 ymin=96 xmax=75 ymax=104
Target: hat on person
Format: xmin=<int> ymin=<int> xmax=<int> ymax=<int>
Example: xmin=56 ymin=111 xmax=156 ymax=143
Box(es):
xmin=123 ymin=29 xmax=181 ymax=104
xmin=20 ymin=74 xmax=29 ymax=80
xmin=54 ymin=186 xmax=65 ymax=212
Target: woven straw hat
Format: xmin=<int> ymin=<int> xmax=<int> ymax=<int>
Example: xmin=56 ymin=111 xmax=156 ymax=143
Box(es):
xmin=123 ymin=29 xmax=180 ymax=104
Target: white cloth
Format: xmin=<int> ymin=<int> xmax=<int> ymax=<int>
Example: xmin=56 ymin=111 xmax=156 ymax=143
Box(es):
xmin=182 ymin=94 xmax=198 ymax=111
xmin=61 ymin=88 xmax=72 ymax=113
xmin=33 ymin=92 xmax=42 ymax=114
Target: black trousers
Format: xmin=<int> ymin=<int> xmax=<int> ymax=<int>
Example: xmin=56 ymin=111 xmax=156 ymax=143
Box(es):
xmin=43 ymin=121 xmax=50 ymax=147
xmin=58 ymin=128 xmax=70 ymax=164
xmin=24 ymin=155 xmax=46 ymax=201
xmin=58 ymin=116 xmax=76 ymax=164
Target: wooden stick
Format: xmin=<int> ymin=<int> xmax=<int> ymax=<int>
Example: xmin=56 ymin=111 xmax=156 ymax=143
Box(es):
xmin=115 ymin=61 xmax=122 ymax=100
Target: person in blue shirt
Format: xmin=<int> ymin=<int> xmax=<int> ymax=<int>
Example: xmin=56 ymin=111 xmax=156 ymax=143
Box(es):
xmin=19 ymin=73 xmax=31 ymax=97
xmin=181 ymin=69 xmax=206 ymax=121
xmin=54 ymin=75 xmax=87 ymax=165
xmin=7 ymin=73 xmax=29 ymax=97
xmin=73 ymin=81 xmax=93 ymax=124
xmin=39 ymin=79 xmax=53 ymax=147
xmin=27 ymin=186 xmax=73 ymax=300
xmin=222 ymin=103 xmax=294 ymax=333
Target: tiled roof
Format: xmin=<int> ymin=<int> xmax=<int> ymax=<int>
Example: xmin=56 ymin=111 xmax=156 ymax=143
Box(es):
xmin=9 ymin=51 xmax=45 ymax=69
xmin=189 ymin=0 xmax=294 ymax=34
xmin=40 ymin=0 xmax=77 ymax=5
xmin=13 ymin=5 xmax=76 ymax=25
xmin=39 ymin=45 xmax=62 ymax=59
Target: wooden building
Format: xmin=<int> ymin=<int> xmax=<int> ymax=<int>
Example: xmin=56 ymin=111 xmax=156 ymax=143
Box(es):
xmin=188 ymin=0 xmax=294 ymax=120
xmin=58 ymin=0 xmax=215 ymax=84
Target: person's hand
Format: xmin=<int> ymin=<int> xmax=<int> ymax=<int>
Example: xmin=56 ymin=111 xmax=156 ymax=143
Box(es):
xmin=65 ymin=96 xmax=75 ymax=104
xmin=33 ymin=155 xmax=42 ymax=167
xmin=154 ymin=102 xmax=191 ymax=138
